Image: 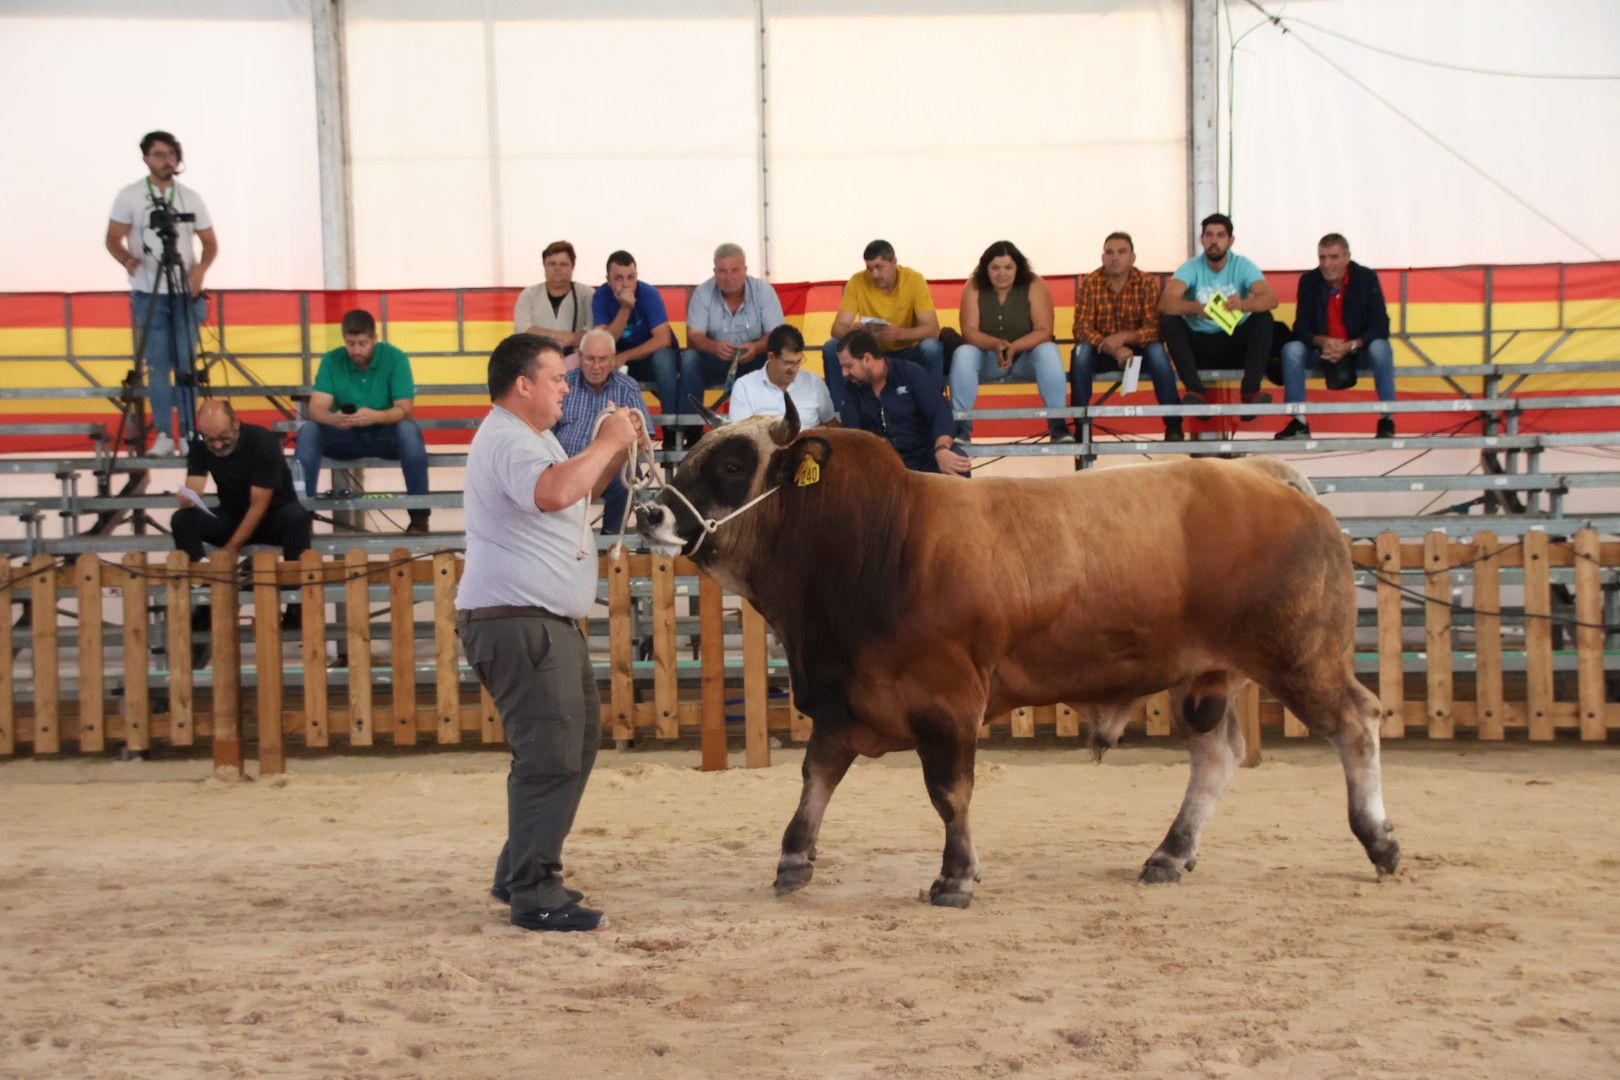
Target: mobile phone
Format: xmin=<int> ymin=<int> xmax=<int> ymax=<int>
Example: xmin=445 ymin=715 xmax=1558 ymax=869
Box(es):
xmin=340 ymin=404 xmax=357 ymax=415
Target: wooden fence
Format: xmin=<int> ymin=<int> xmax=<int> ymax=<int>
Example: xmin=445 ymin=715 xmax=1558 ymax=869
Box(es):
xmin=0 ymin=533 xmax=1615 ymax=772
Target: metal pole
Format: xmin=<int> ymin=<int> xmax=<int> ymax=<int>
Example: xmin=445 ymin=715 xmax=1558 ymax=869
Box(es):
xmin=311 ymin=0 xmax=355 ymax=289
xmin=1187 ymin=0 xmax=1219 ymax=250
xmin=754 ymin=0 xmax=772 ymax=278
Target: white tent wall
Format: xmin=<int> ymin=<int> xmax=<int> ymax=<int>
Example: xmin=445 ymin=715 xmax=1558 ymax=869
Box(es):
xmin=1217 ymin=0 xmax=1620 ymax=269
xmin=0 ymin=0 xmax=323 ymax=293
xmin=762 ymin=0 xmax=1188 ymax=282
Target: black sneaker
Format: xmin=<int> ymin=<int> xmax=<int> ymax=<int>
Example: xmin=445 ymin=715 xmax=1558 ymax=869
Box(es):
xmin=1274 ymin=418 xmax=1310 ymax=440
xmin=1239 ymin=390 xmax=1272 ymax=422
xmin=1163 ymin=419 xmax=1185 ymax=443
xmin=512 ymin=902 xmax=603 ymax=933
xmin=1375 ymin=416 xmax=1395 ymax=439
xmin=491 ymin=885 xmax=583 ymax=905
xmin=1048 ymin=423 xmax=1075 ymax=444
xmin=1181 ymin=390 xmax=1207 ymax=407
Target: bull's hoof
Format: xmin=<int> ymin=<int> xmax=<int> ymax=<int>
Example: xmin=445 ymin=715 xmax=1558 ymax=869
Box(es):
xmin=1138 ymin=860 xmax=1183 ymax=885
xmin=1372 ymin=839 xmax=1402 ymax=879
xmin=773 ymin=863 xmax=814 ymax=896
xmin=929 ymin=887 xmax=973 ymax=909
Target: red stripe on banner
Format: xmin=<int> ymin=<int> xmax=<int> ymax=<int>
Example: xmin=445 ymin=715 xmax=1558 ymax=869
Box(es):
xmin=775 ymin=281 xmax=811 ymax=319
xmin=216 ymin=291 xmax=303 ymax=325
xmin=0 ymin=294 xmax=65 ymax=329
xmin=462 ymin=290 xmax=519 ymax=322
xmin=656 ymin=286 xmax=687 ymax=322
xmin=1561 ymin=262 xmax=1620 ymax=302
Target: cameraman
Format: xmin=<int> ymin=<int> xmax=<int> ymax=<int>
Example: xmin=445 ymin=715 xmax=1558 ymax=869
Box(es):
xmin=105 ymin=130 xmax=218 ymax=456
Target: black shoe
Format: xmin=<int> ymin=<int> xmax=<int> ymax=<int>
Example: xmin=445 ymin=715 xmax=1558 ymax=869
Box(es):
xmin=1163 ymin=420 xmax=1185 ymax=443
xmin=1239 ymin=390 xmax=1272 ymax=422
xmin=1375 ymin=416 xmax=1395 ymax=439
xmin=281 ymin=602 xmax=303 ymax=630
xmin=1048 ymin=423 xmax=1075 ymax=444
xmin=405 ymin=515 xmax=431 ymax=535
xmin=1181 ymin=390 xmax=1206 ymax=407
xmin=1274 ymin=418 xmax=1310 ymax=441
xmin=491 ymin=885 xmax=584 ymax=905
xmin=512 ymin=902 xmax=603 ymax=932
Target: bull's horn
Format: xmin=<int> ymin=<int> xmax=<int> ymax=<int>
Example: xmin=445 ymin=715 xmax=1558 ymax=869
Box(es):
xmin=691 ymin=395 xmax=727 ymax=430
xmin=770 ymin=392 xmax=800 ymax=446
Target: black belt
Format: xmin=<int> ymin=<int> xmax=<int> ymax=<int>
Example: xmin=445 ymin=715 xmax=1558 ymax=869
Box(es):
xmin=456 ymin=604 xmax=572 ymax=626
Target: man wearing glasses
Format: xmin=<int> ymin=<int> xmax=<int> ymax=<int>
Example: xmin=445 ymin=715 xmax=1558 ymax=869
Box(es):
xmin=173 ymin=399 xmax=313 ymax=564
xmin=552 ymin=328 xmax=655 ymax=533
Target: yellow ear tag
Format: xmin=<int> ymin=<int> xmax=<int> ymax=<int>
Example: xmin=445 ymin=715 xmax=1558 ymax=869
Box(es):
xmin=794 ymin=457 xmax=821 ymax=487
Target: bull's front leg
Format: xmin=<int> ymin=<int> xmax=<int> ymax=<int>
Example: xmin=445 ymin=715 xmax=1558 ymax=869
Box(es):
xmin=774 ymin=723 xmax=858 ymax=895
xmin=912 ymin=712 xmax=980 ymax=908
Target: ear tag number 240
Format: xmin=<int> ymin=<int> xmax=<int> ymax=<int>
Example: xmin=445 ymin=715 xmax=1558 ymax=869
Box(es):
xmin=794 ymin=458 xmax=821 ymax=487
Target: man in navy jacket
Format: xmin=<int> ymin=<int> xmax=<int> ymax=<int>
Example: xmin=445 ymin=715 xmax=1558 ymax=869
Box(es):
xmin=837 ymin=329 xmax=969 ymax=475
xmin=1277 ymin=233 xmax=1397 ymax=439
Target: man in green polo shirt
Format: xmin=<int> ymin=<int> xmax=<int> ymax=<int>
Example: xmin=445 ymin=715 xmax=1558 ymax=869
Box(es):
xmin=294 ymin=309 xmax=432 ymax=532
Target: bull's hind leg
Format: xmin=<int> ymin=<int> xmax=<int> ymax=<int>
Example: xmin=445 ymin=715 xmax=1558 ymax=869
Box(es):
xmin=774 ymin=724 xmax=858 ymax=895
xmin=1275 ymin=675 xmax=1401 ymax=878
xmin=912 ymin=711 xmax=980 ymax=908
xmin=1140 ymin=679 xmax=1246 ymax=884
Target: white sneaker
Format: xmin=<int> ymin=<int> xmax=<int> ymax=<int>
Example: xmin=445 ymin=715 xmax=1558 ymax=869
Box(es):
xmin=150 ymin=433 xmax=175 ymax=456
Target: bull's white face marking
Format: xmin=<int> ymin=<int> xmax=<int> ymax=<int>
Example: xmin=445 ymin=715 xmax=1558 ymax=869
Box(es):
xmin=636 ymin=419 xmax=781 ymax=558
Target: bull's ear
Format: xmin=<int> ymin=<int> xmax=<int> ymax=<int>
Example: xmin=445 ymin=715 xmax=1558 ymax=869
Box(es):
xmin=770 ymin=391 xmax=800 ymax=445
xmin=768 ymin=436 xmax=832 ymax=489
xmin=690 ymin=395 xmax=727 ymax=430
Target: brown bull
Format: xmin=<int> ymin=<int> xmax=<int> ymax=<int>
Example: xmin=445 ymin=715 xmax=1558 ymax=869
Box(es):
xmin=636 ymin=397 xmax=1399 ymax=907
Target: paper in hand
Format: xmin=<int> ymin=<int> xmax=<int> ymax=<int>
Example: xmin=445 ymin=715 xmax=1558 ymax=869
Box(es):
xmin=178 ymin=486 xmax=215 ymax=517
xmin=1203 ymin=291 xmax=1242 ymax=335
xmin=1121 ymin=354 xmax=1142 ymax=395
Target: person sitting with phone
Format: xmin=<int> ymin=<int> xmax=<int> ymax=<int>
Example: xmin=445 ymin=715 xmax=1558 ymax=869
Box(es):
xmin=294 ymin=308 xmax=432 ymax=533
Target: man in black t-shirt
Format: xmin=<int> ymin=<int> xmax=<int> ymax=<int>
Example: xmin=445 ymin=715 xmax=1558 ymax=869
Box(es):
xmin=173 ymin=400 xmax=312 ymax=562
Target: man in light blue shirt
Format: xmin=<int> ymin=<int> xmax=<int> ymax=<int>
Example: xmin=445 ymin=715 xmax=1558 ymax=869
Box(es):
xmin=728 ymin=325 xmax=836 ymax=428
xmin=1157 ymin=213 xmax=1279 ymax=413
xmin=679 ymin=243 xmax=785 ymax=447
xmin=554 ymin=329 xmax=655 ymax=533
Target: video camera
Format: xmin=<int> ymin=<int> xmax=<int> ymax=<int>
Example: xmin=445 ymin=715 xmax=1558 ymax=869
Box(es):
xmin=148 ymin=202 xmax=196 ymax=241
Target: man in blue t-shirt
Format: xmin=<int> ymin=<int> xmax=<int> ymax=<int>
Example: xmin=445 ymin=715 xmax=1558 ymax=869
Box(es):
xmin=838 ymin=329 xmax=969 ymax=476
xmin=592 ymin=250 xmax=681 ymax=451
xmin=1157 ymin=213 xmax=1278 ymax=414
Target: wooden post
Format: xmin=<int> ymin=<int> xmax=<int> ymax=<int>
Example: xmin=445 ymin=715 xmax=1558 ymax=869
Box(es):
xmin=789 ymin=695 xmax=813 ymax=743
xmin=1283 ymin=707 xmax=1307 ymax=738
xmin=1522 ymin=531 xmax=1554 ymax=740
xmin=697 ymin=571 xmax=726 ymax=770
xmin=388 ymin=548 xmax=416 ymax=745
xmin=344 ymin=550 xmax=373 ymax=746
xmin=1055 ymin=702 xmax=1080 ymax=738
xmin=1238 ymin=681 xmax=1262 ymax=767
xmin=1472 ymin=532 xmax=1505 ymax=740
xmin=164 ymin=551 xmax=194 ymax=747
xmin=1374 ymin=533 xmax=1405 ymax=739
xmin=606 ymin=550 xmax=634 ymax=742
xmin=1011 ymin=706 xmax=1034 ymax=738
xmin=741 ymin=599 xmax=769 ymax=768
xmin=300 ymin=549 xmax=329 ymax=748
xmin=30 ymin=554 xmax=59 ymax=754
xmin=431 ymin=552 xmax=459 ymax=745
xmin=650 ymin=555 xmax=677 ymax=739
xmin=1145 ymin=690 xmax=1172 ymax=736
xmin=1573 ymin=529 xmax=1606 ymax=741
xmin=0 ymin=562 xmax=12 ymax=756
xmin=74 ymin=554 xmax=105 ymax=753
xmin=209 ymin=549 xmax=243 ymax=773
xmin=120 ymin=553 xmax=151 ymax=753
xmin=252 ymin=551 xmax=285 ymax=775
xmin=1423 ymin=531 xmax=1454 ymax=739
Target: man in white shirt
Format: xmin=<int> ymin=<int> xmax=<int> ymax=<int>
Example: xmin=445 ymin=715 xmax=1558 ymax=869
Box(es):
xmin=105 ymin=131 xmax=218 ymax=455
xmin=727 ymin=324 xmax=836 ymax=428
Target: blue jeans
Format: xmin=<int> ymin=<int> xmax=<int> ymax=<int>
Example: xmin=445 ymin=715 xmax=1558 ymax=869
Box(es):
xmin=1280 ymin=338 xmax=1395 ymax=403
xmin=821 ymin=336 xmax=944 ymax=412
xmin=948 ymin=342 xmax=1066 ymax=438
xmin=679 ymin=347 xmax=766 ymax=410
xmin=1070 ymin=343 xmax=1180 ymax=407
xmin=132 ymin=291 xmax=208 ymax=441
xmin=624 ymin=346 xmax=680 ymax=435
xmin=295 ymin=419 xmax=430 ymax=516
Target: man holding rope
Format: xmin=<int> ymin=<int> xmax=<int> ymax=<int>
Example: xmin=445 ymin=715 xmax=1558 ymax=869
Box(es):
xmin=456 ymin=333 xmax=646 ymax=933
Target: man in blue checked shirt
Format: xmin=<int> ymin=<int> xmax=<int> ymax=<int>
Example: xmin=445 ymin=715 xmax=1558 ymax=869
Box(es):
xmin=554 ymin=328 xmax=655 ymax=532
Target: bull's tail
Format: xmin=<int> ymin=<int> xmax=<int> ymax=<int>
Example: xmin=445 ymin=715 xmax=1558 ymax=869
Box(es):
xmin=1238 ymin=456 xmax=1317 ymax=499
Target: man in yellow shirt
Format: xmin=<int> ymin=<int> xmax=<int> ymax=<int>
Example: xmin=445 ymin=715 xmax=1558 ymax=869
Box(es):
xmin=822 ymin=239 xmax=942 ymax=410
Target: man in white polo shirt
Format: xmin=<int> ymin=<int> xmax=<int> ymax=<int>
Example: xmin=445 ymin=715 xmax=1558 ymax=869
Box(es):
xmin=727 ymin=324 xmax=836 ymax=428
xmin=456 ymin=333 xmax=643 ymax=933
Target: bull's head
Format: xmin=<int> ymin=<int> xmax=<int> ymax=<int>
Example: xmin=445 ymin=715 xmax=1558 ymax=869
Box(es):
xmin=636 ymin=393 xmax=805 ymax=560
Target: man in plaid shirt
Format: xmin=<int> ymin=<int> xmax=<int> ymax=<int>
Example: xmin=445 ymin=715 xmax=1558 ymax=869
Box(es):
xmin=554 ymin=328 xmax=655 ymax=532
xmin=1070 ymin=232 xmax=1184 ymax=441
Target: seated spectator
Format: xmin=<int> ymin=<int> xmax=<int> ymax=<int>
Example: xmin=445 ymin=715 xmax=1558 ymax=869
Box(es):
xmin=948 ymin=240 xmax=1067 ymax=443
xmin=553 ymin=329 xmax=655 ymax=533
xmin=729 ymin=324 xmax=837 ymax=428
xmin=175 ymin=400 xmax=311 ymax=564
xmin=680 ymin=243 xmax=785 ymax=439
xmin=822 ymin=240 xmax=943 ymax=411
xmin=838 ymin=329 xmax=967 ymax=477
xmin=513 ymin=240 xmax=594 ymax=356
xmin=1277 ymin=233 xmax=1396 ymax=440
xmin=1158 ymin=213 xmax=1277 ymax=418
xmin=1071 ymin=231 xmax=1184 ymax=442
xmin=592 ymin=250 xmax=681 ymax=450
xmin=295 ymin=309 xmax=431 ymax=533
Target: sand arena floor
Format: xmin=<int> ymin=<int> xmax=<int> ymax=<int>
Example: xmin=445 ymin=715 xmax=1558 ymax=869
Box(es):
xmin=2 ymin=740 xmax=1618 ymax=1079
